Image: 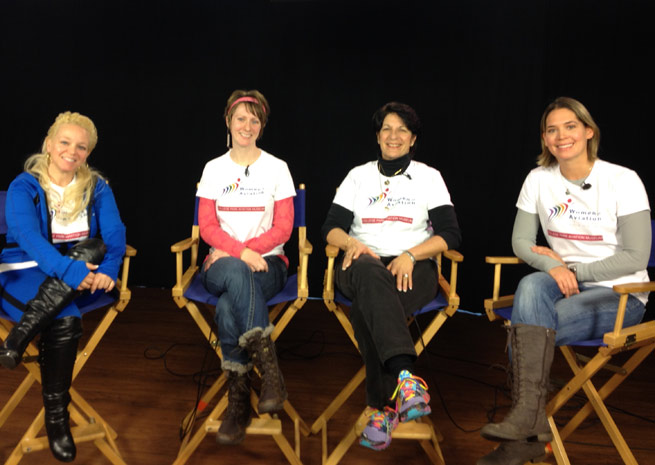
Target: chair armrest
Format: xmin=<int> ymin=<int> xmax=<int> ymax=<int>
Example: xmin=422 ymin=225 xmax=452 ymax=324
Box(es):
xmin=443 ymin=249 xmax=463 ymax=262
xmin=436 ymin=249 xmax=464 ymax=313
xmin=484 ymin=255 xmax=525 ymax=321
xmin=171 ymin=235 xmax=201 ymax=296
xmin=612 ymin=281 xmax=655 ymax=294
xmin=115 ymin=244 xmax=137 ymax=310
xmin=295 ymin=238 xmax=313 ymax=299
xmin=325 ymin=244 xmax=340 ymax=258
xmin=299 ymin=238 xmax=313 ymax=256
xmin=323 ymin=244 xmax=341 ymax=304
xmin=607 ymin=281 xmax=655 ymax=337
xmin=485 ymin=256 xmax=524 ymax=265
xmin=171 ymin=236 xmax=198 ymax=253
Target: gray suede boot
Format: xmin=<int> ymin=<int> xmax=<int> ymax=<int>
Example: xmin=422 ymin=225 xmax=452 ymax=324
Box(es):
xmin=477 ymin=439 xmax=548 ymax=465
xmin=480 ymin=324 xmax=555 ymax=442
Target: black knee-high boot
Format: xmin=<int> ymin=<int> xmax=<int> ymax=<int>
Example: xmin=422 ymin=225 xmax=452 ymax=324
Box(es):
xmin=39 ymin=316 xmax=83 ymax=462
xmin=0 ymin=239 xmax=106 ymax=369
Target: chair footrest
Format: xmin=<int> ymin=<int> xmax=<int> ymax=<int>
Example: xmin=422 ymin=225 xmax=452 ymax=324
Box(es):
xmin=392 ymin=421 xmax=434 ymax=440
xmin=22 ymin=424 xmax=106 ymax=453
xmin=205 ymin=418 xmax=282 ymax=435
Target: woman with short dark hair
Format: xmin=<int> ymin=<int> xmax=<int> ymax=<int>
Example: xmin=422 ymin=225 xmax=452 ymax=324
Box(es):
xmin=321 ymin=101 xmax=461 ymax=451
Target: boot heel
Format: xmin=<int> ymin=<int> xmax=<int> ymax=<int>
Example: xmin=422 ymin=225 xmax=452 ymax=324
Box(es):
xmin=0 ymin=350 xmax=21 ymax=369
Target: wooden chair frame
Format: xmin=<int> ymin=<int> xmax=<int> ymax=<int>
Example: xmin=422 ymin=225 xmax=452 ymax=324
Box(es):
xmin=0 ymin=245 xmax=137 ymax=465
xmin=170 ymin=184 xmax=312 ymax=465
xmin=313 ymin=244 xmax=463 ymax=465
xmin=484 ymin=256 xmax=655 ymax=465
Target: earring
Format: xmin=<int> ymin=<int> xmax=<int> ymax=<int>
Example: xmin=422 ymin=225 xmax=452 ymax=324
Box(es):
xmin=226 ymin=132 xmax=231 ymax=148
xmin=46 ymin=152 xmax=51 ymax=163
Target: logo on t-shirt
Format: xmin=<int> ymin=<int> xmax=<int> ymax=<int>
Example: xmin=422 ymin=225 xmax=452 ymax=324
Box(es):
xmin=367 ymin=192 xmax=387 ymax=206
xmin=222 ymin=178 xmax=241 ymax=196
xmin=548 ymin=201 xmax=570 ymax=221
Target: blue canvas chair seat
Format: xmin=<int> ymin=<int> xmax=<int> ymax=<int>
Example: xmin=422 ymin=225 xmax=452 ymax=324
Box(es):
xmin=0 ymin=190 xmax=137 ymax=465
xmin=170 ymin=184 xmax=312 ymax=465
xmin=184 ymin=272 xmax=298 ymax=308
xmin=483 ymin=220 xmax=655 ymax=465
xmin=313 ymin=245 xmax=463 ymax=465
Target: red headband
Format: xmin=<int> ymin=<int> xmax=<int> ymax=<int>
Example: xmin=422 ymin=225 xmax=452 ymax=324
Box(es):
xmin=228 ymin=96 xmax=266 ymax=115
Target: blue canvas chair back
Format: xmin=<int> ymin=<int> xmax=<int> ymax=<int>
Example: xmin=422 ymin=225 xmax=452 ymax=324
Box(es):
xmin=496 ymin=219 xmax=655 ymax=346
xmin=0 ymin=191 xmax=7 ymax=235
xmin=0 ymin=190 xmax=117 ymax=322
xmin=184 ymin=188 xmax=305 ymax=307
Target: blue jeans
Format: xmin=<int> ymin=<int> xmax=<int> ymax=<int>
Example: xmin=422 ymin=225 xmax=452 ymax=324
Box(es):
xmin=200 ymin=255 xmax=287 ymax=366
xmin=512 ymin=272 xmax=646 ymax=345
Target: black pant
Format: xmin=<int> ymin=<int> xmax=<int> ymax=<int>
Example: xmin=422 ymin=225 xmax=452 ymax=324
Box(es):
xmin=334 ymin=254 xmax=438 ymax=409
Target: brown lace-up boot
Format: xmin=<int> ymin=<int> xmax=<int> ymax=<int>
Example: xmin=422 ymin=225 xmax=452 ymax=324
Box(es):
xmin=216 ymin=370 xmax=252 ymax=445
xmin=480 ymin=324 xmax=555 ymax=442
xmin=240 ymin=326 xmax=287 ymax=414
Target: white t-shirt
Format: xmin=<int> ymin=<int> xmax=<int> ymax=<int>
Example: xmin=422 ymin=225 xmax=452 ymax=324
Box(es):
xmin=49 ymin=182 xmax=90 ymax=244
xmin=517 ymin=159 xmax=650 ymax=301
xmin=196 ymin=150 xmax=295 ymax=258
xmin=333 ymin=160 xmax=453 ymax=257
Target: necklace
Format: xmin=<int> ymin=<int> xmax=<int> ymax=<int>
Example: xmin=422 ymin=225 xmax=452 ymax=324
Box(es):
xmin=377 ymin=162 xmax=402 ymax=185
xmin=562 ymin=163 xmax=594 ymax=196
xmin=376 ymin=164 xmax=406 ymax=211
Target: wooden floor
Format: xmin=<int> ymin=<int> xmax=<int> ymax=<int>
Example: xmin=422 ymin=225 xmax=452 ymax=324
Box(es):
xmin=2 ymin=288 xmax=655 ymax=465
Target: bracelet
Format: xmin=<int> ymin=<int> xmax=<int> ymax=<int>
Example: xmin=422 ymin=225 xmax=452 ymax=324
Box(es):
xmin=403 ymin=250 xmax=416 ymax=264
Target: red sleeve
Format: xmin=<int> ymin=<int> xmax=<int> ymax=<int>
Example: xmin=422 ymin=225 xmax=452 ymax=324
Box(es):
xmin=244 ymin=197 xmax=294 ymax=254
xmin=198 ymin=197 xmax=246 ymax=257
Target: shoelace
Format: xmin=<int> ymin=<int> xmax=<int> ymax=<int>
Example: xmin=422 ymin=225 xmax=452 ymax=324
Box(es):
xmin=390 ymin=373 xmax=429 ymax=402
xmin=364 ymin=406 xmax=397 ymax=429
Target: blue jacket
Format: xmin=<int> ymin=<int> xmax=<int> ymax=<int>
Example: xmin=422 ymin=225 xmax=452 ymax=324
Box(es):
xmin=1 ymin=172 xmax=126 ymax=290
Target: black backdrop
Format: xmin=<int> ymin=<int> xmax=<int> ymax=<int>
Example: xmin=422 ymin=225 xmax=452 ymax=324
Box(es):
xmin=2 ymin=0 xmax=653 ymax=315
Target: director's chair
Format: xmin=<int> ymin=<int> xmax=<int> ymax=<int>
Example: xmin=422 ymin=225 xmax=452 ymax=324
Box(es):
xmin=0 ymin=191 xmax=137 ymax=465
xmin=313 ymin=244 xmax=463 ymax=465
xmin=483 ymin=221 xmax=655 ymax=465
xmin=170 ymin=184 xmax=312 ymax=465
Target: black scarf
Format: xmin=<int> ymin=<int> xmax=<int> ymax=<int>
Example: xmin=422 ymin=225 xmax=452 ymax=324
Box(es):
xmin=377 ymin=153 xmax=411 ymax=177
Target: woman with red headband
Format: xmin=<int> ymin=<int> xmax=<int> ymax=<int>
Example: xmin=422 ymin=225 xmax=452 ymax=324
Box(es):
xmin=196 ymin=90 xmax=296 ymax=445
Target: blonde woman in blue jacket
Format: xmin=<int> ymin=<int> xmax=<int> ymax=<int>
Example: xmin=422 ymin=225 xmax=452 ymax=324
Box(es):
xmin=0 ymin=111 xmax=126 ymax=462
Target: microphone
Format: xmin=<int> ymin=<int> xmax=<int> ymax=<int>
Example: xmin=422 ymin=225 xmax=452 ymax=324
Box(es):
xmin=404 ymin=173 xmax=412 ymax=180
xmin=581 ymin=182 xmax=591 ymax=190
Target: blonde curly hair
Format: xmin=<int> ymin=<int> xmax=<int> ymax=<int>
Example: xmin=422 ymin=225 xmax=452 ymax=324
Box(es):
xmin=24 ymin=111 xmax=103 ymax=224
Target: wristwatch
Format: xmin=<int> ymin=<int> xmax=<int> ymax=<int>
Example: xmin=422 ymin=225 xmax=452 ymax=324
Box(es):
xmin=567 ymin=263 xmax=578 ymax=277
